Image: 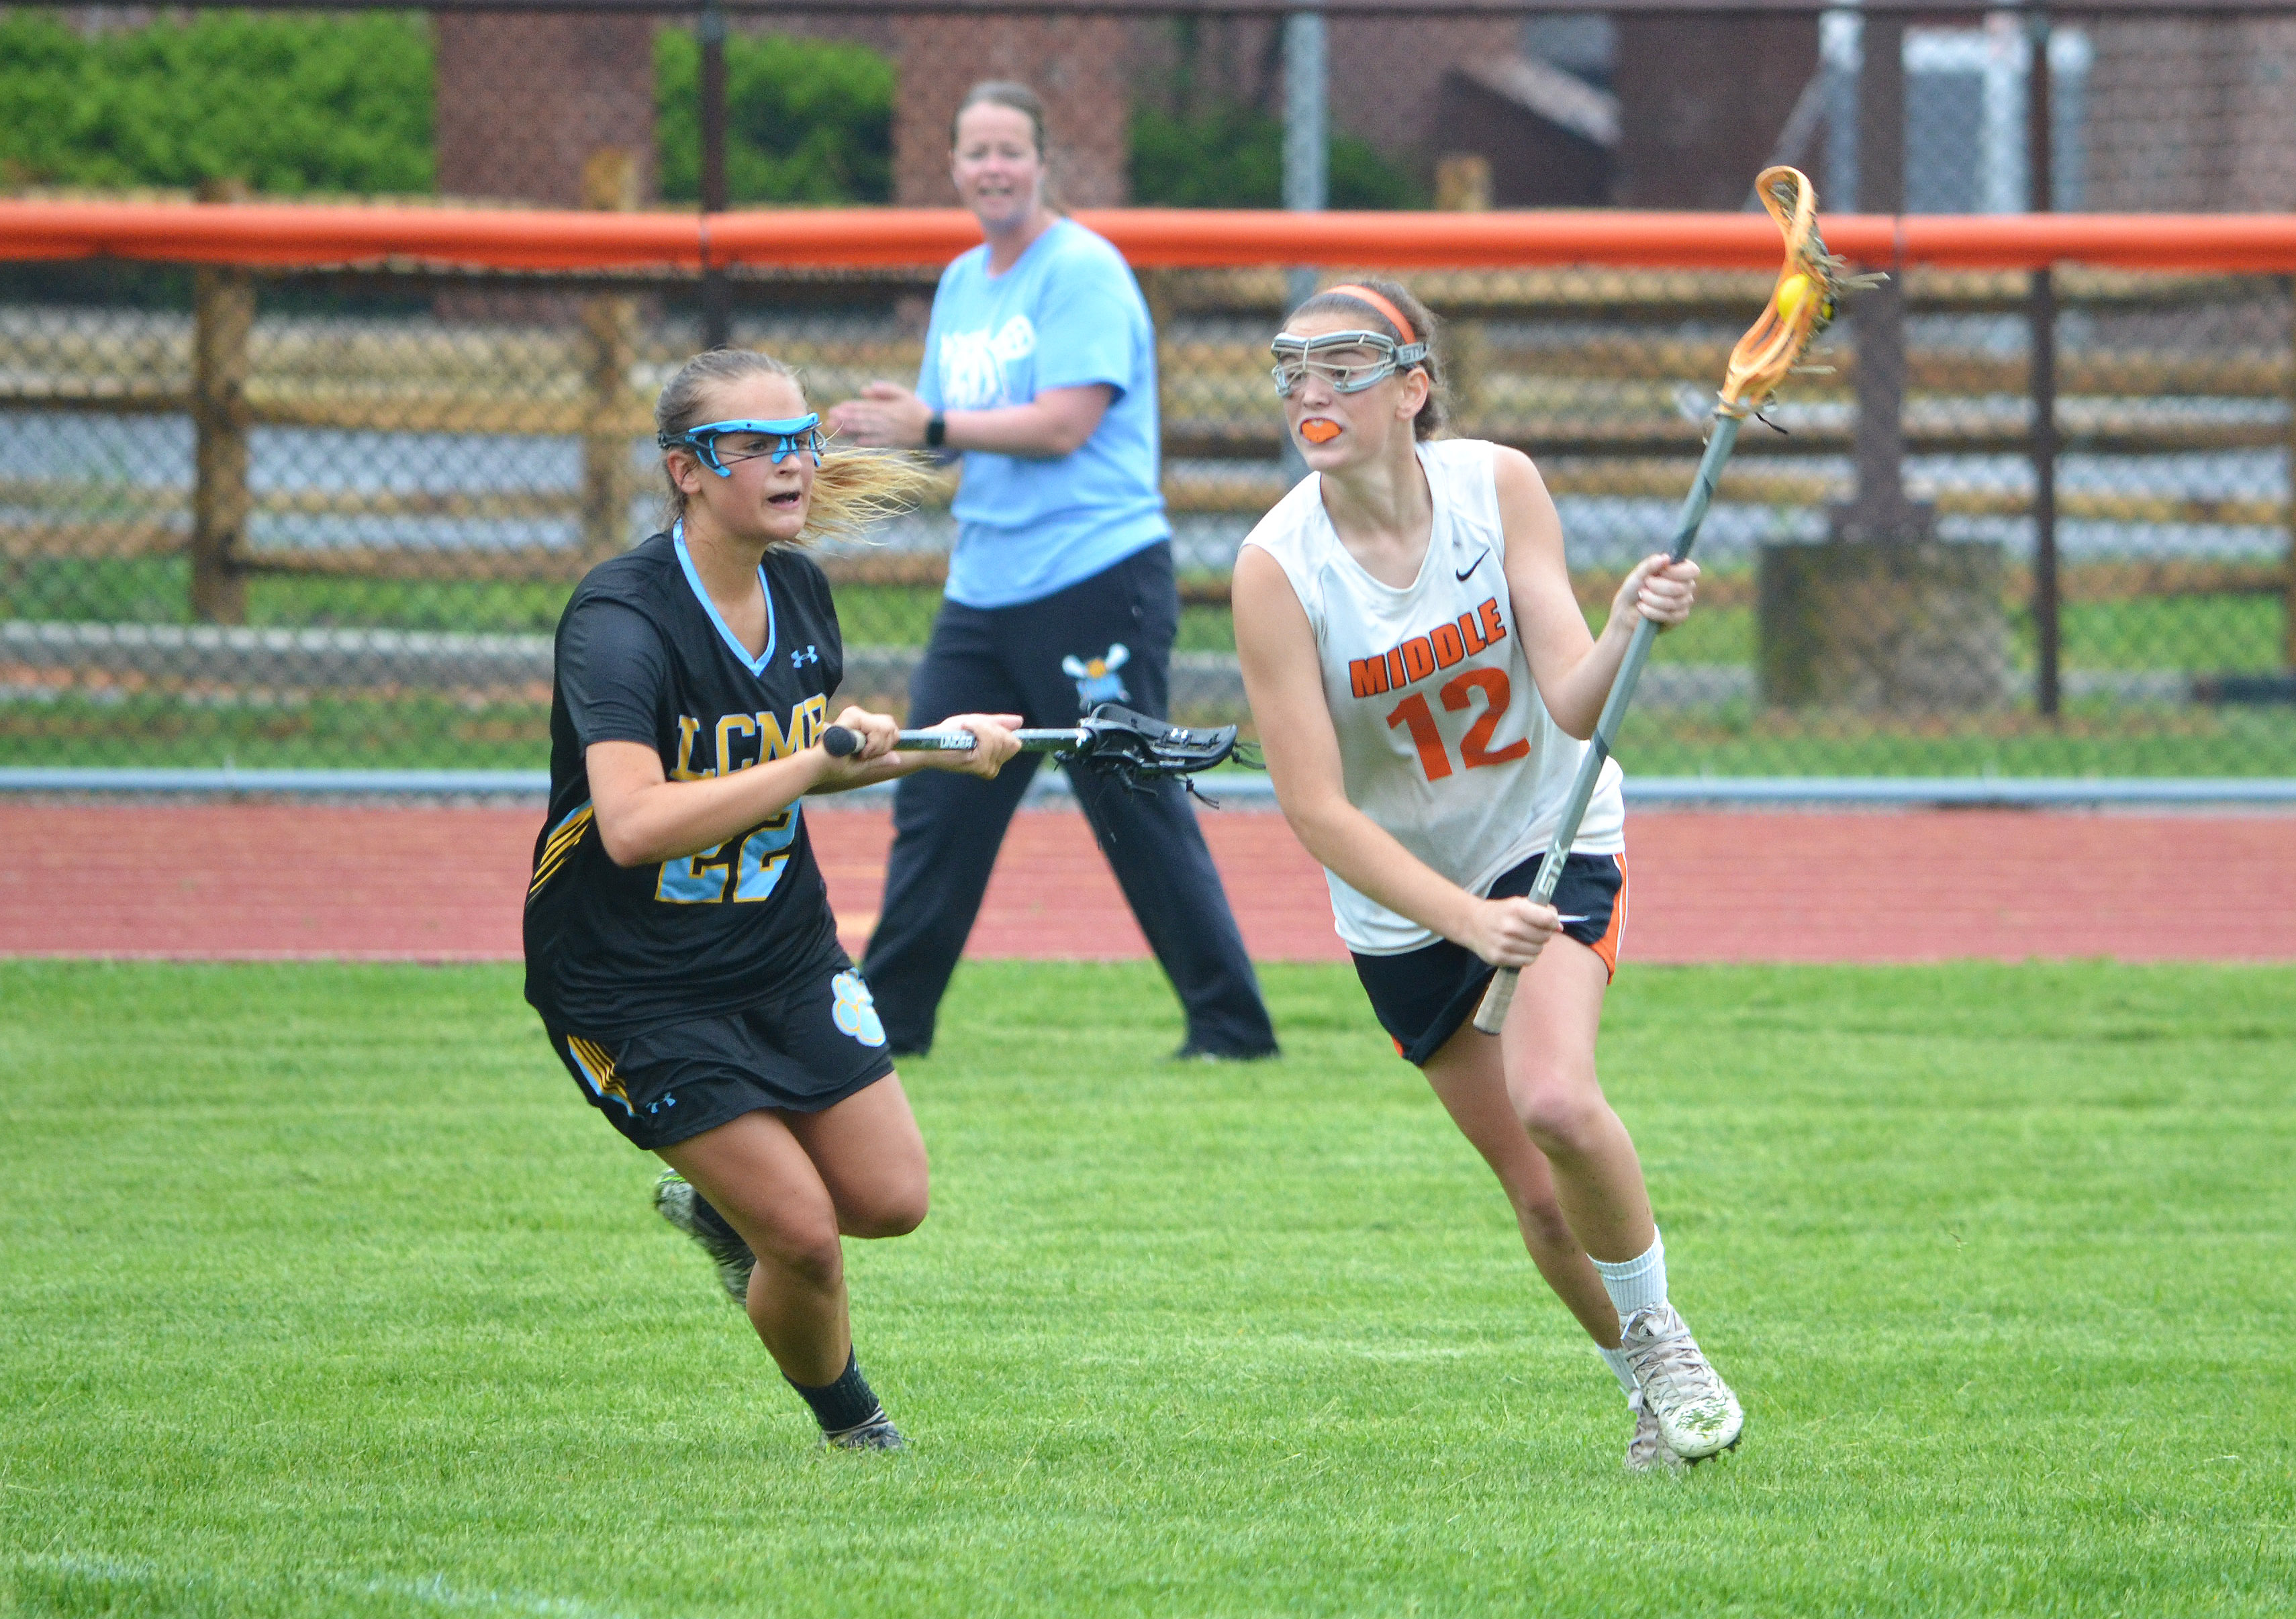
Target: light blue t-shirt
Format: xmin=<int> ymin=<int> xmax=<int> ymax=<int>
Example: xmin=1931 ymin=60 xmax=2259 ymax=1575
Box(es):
xmin=917 ymin=218 xmax=1169 ymax=609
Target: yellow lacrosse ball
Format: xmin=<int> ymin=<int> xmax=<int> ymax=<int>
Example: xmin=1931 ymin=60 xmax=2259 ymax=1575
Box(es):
xmin=1775 ymin=273 xmax=1811 ymax=321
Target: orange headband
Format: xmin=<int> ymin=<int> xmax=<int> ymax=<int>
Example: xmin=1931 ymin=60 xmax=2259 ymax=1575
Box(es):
xmin=1322 ymin=283 xmax=1418 ymax=347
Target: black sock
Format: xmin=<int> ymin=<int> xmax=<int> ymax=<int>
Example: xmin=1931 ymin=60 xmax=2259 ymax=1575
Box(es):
xmin=689 ymin=1191 xmax=744 ymax=1246
xmin=786 ymin=1350 xmax=882 ymax=1433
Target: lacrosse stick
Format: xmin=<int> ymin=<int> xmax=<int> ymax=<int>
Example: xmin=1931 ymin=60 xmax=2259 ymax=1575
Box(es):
xmin=822 ymin=701 xmax=1257 ymax=797
xmin=1472 ymin=166 xmax=1863 ymax=1035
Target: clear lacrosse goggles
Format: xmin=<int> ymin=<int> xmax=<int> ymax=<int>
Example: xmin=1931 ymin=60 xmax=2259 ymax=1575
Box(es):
xmin=657 ymin=414 xmax=826 ymax=476
xmin=1270 ymin=330 xmax=1429 ymax=398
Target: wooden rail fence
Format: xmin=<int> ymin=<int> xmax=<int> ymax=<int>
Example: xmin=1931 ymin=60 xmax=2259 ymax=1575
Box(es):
xmin=3 ymin=265 xmax=2291 ymax=661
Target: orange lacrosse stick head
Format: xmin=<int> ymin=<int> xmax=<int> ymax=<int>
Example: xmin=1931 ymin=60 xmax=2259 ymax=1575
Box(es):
xmin=1718 ymin=166 xmax=1858 ymax=418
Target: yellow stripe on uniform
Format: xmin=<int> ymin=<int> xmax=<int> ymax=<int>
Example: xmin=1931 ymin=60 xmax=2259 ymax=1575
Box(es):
xmin=528 ymin=807 xmax=595 ymax=896
xmin=537 ymin=805 xmax=594 ymax=864
xmin=565 ymin=1034 xmax=629 ymax=1106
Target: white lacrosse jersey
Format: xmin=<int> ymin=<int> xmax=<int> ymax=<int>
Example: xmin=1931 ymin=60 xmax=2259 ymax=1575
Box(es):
xmin=1241 ymin=438 xmax=1625 ymax=955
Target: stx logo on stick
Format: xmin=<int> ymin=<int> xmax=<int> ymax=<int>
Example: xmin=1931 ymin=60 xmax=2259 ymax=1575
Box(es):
xmin=1347 ymin=597 xmax=1508 ymax=699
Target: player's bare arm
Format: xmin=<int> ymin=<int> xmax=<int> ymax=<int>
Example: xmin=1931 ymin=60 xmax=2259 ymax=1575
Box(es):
xmin=586 ymin=709 xmax=1020 ymax=867
xmin=1233 ymin=544 xmax=1560 ymax=971
xmin=825 ymin=381 xmax=1112 ymax=458
xmin=1492 ymin=447 xmax=1699 ymax=741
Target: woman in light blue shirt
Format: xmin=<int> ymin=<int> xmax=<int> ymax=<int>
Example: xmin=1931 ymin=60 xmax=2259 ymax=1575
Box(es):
xmin=828 ymin=80 xmax=1274 ymax=1061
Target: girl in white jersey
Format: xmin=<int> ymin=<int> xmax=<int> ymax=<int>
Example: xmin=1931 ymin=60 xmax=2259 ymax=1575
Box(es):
xmin=1232 ymin=281 xmax=1742 ymax=1472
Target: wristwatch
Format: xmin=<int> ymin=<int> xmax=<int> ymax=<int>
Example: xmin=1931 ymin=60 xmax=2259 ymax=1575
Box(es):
xmin=924 ymin=413 xmax=947 ymax=449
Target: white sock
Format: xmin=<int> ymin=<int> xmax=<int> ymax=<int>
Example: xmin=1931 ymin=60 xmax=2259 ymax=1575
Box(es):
xmin=1591 ymin=1230 xmax=1667 ymax=1324
xmin=1598 ymin=1345 xmax=1639 ymax=1403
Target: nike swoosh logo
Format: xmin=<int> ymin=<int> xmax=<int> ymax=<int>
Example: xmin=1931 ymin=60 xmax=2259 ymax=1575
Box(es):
xmin=1455 ymin=550 xmax=1487 ymax=582
xmin=1556 ymin=914 xmax=1590 ymax=925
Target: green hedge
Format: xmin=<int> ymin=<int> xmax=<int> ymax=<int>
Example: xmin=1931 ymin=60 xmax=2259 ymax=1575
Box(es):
xmin=655 ymin=30 xmax=894 ymax=205
xmin=0 ymin=12 xmax=896 ymax=205
xmin=0 ymin=11 xmax=1417 ymax=211
xmin=1129 ymin=103 xmax=1425 ymax=209
xmin=0 ymin=10 xmax=432 ymax=195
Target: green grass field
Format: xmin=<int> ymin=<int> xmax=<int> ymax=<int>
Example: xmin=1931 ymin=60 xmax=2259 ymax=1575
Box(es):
xmin=3 ymin=959 xmax=2293 ymax=1617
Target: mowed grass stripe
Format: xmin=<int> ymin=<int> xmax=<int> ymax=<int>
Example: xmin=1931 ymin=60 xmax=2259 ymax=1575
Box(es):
xmin=1 ymin=960 xmax=2291 ymax=1618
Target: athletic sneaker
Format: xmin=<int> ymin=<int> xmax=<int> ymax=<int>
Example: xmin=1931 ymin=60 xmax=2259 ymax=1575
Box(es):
xmin=821 ymin=1410 xmax=906 ymax=1451
xmin=1169 ymin=1039 xmax=1280 ymax=1063
xmin=652 ymin=1171 xmax=755 ymax=1306
xmin=1619 ymin=1302 xmax=1743 ymax=1460
xmin=1623 ymin=1389 xmax=1688 ymax=1475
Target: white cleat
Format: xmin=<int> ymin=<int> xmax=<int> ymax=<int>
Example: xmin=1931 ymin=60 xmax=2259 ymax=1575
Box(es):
xmin=1623 ymin=1389 xmax=1688 ymax=1475
xmin=1620 ymin=1302 xmax=1743 ymax=1461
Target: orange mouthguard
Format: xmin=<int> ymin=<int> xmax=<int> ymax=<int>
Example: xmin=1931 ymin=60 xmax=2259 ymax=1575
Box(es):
xmin=1299 ymin=420 xmax=1341 ymax=444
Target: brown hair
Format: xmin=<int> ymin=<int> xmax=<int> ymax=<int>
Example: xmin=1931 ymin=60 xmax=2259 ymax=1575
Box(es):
xmin=949 ymin=79 xmax=1063 ymax=213
xmin=951 ymin=80 xmax=1045 ymax=153
xmin=654 ymin=348 xmax=941 ymax=546
xmin=1289 ymin=278 xmax=1447 ymax=440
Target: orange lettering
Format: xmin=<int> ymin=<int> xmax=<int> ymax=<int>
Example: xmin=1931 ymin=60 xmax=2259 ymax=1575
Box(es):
xmin=1441 ymin=669 xmax=1529 ymax=768
xmin=1349 ymin=655 xmax=1391 ymax=699
xmin=1386 ymin=691 xmax=1452 ymax=780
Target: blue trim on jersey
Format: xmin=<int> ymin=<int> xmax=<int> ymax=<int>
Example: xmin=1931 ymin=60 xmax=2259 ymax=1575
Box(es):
xmin=546 ymin=799 xmax=592 ymax=838
xmin=672 ymin=522 xmax=779 ymax=677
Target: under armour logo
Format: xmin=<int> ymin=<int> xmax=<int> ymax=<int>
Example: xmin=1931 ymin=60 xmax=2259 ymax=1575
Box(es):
xmin=790 ymin=644 xmax=819 ymax=669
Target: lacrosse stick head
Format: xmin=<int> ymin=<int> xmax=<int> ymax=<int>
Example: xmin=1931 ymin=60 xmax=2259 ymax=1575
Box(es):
xmin=1069 ymin=703 xmax=1260 ymax=798
xmin=1718 ymin=166 xmax=1869 ymax=420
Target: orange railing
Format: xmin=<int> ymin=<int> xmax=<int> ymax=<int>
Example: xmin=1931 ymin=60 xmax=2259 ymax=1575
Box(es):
xmin=7 ymin=198 xmax=2296 ymax=273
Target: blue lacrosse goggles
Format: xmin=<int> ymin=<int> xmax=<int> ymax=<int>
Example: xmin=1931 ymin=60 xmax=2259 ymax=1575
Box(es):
xmin=657 ymin=414 xmax=825 ymax=475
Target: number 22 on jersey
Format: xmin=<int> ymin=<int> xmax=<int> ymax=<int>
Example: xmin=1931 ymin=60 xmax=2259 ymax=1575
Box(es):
xmin=1387 ymin=668 xmax=1530 ymax=782
xmin=656 ymin=809 xmax=800 ymax=903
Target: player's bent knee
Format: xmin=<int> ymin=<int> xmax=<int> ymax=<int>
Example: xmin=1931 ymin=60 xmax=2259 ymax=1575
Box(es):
xmin=1518 ymin=1088 xmax=1611 ymax=1157
xmin=843 ymin=1182 xmax=928 ymax=1239
xmin=746 ymin=1216 xmax=845 ymax=1287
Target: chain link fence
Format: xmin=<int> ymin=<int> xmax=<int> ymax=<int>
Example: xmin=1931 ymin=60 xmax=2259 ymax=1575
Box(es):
xmin=3 ymin=2 xmax=2293 ymax=780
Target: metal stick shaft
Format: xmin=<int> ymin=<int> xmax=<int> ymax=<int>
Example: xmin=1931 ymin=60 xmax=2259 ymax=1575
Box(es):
xmin=1472 ymin=413 xmax=1743 ymax=1035
xmin=889 ymin=728 xmax=1084 ymax=752
xmin=820 ymin=723 xmax=1086 ymax=758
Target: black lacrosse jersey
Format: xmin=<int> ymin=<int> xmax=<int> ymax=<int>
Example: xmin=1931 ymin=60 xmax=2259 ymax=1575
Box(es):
xmin=524 ymin=529 xmax=847 ymax=1038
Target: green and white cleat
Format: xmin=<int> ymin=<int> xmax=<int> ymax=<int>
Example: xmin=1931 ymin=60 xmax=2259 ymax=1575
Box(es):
xmin=1623 ymin=1389 xmax=1689 ymax=1475
xmin=652 ymin=1171 xmax=755 ymax=1306
xmin=1620 ymin=1302 xmax=1743 ymax=1460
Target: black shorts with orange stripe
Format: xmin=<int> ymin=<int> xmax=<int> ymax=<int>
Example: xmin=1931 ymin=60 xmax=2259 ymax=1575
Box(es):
xmin=1350 ymin=849 xmax=1627 ymax=1067
xmin=543 ymin=948 xmax=896 ymax=1152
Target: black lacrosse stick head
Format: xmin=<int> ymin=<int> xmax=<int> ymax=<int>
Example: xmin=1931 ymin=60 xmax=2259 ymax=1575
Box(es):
xmin=1069 ymin=703 xmax=1260 ymax=799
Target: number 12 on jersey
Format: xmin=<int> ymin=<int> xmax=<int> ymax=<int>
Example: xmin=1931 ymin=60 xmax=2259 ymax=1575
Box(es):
xmin=1387 ymin=668 xmax=1530 ymax=781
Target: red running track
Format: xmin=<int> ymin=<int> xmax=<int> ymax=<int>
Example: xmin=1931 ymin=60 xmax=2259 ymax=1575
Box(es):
xmin=1 ymin=800 xmax=2292 ymax=964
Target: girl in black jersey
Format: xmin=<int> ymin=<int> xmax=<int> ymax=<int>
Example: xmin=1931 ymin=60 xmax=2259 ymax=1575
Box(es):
xmin=524 ymin=348 xmax=1021 ymax=1451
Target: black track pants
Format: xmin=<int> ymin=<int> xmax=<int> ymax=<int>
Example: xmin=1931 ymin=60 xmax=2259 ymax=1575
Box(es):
xmin=860 ymin=542 xmax=1277 ymax=1058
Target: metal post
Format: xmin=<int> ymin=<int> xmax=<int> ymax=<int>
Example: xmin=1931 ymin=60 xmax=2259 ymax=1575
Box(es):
xmin=698 ymin=0 xmax=732 ymax=350
xmin=190 ymin=178 xmax=252 ymax=626
xmin=2286 ymin=276 xmax=2296 ymax=668
xmin=1849 ymin=9 xmax=1909 ymax=536
xmin=1282 ymin=7 xmax=1326 ymax=317
xmin=2027 ymin=7 xmax=2062 ymax=718
xmin=1281 ymin=9 xmax=1327 ymax=478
